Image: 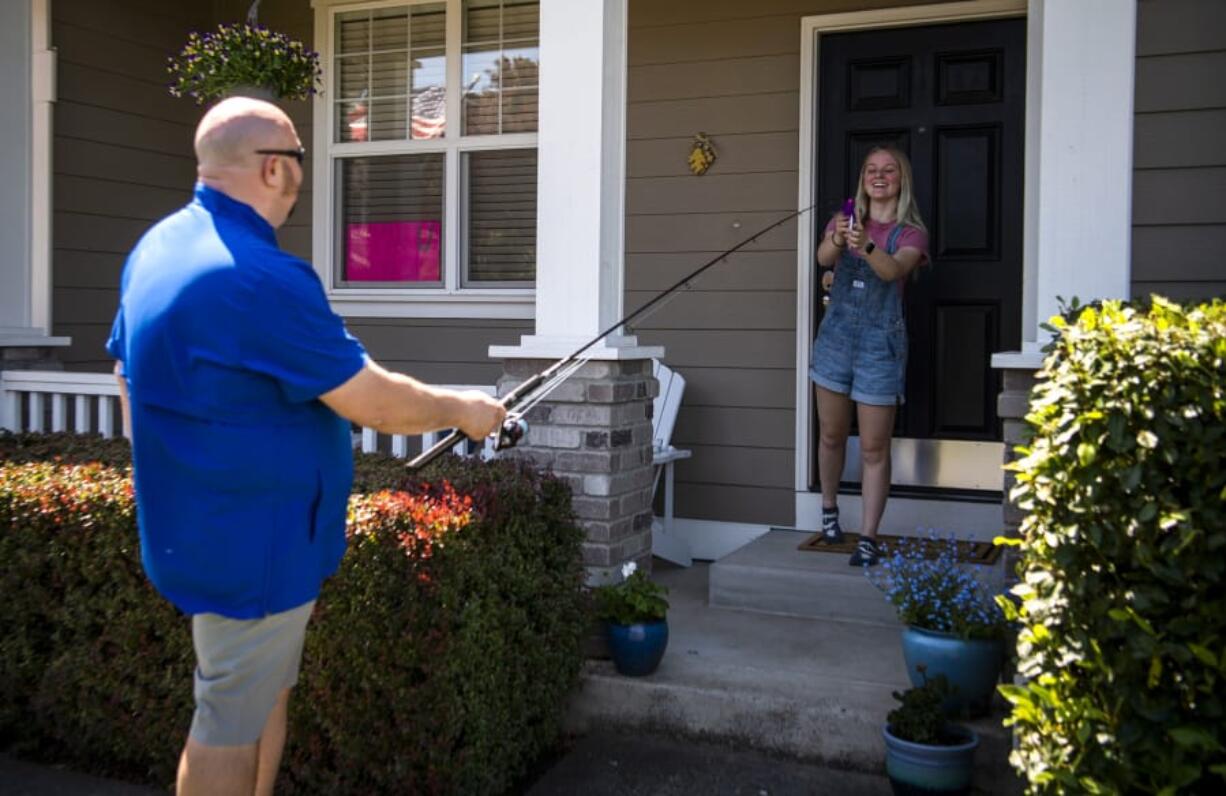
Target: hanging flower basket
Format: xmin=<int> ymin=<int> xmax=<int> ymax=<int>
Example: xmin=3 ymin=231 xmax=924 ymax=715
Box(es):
xmin=167 ymin=22 xmax=323 ymax=105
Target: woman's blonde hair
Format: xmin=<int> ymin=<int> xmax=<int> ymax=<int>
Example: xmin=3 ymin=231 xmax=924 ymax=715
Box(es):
xmin=854 ymin=146 xmax=926 ymax=233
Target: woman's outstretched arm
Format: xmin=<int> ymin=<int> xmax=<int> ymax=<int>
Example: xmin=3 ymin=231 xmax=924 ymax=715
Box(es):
xmin=816 ymin=213 xmax=848 ymax=267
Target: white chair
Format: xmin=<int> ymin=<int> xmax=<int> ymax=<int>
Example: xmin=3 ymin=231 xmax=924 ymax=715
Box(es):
xmin=651 ymin=359 xmax=693 ymax=566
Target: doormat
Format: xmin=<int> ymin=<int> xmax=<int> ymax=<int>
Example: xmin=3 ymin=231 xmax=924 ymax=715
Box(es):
xmin=793 ymin=531 xmax=1002 ymax=565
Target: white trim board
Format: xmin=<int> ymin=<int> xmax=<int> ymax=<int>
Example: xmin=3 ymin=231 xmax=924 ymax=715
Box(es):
xmin=793 ymin=0 xmax=1028 ymax=517
xmin=1 ymin=0 xmax=55 ymax=340
xmin=30 ymin=0 xmax=54 ymax=335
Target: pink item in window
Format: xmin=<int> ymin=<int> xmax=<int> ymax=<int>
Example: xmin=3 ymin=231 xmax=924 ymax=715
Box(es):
xmin=345 ymin=221 xmax=441 ymax=282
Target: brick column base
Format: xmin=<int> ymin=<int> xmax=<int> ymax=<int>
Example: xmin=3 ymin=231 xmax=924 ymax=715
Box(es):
xmin=498 ymin=358 xmax=657 ymax=585
xmin=997 ymin=367 xmax=1039 ymax=582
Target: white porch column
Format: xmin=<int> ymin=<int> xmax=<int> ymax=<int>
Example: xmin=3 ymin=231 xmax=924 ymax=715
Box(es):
xmin=993 ymin=0 xmax=1138 ymax=565
xmin=0 ymin=0 xmax=35 ymax=338
xmin=0 ymin=0 xmax=67 ymax=353
xmin=491 ymin=0 xmax=662 ymax=584
xmin=491 ymin=0 xmax=659 ymax=362
xmin=1022 ymin=0 xmax=1136 ymax=351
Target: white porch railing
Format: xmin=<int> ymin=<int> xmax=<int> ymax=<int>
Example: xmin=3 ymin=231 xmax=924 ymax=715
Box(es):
xmin=0 ymin=370 xmax=497 ymax=461
xmin=0 ymin=370 xmax=122 ymax=437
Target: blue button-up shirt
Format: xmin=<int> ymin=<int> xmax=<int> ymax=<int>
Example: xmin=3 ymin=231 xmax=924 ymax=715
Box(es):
xmin=107 ymin=183 xmax=367 ymax=618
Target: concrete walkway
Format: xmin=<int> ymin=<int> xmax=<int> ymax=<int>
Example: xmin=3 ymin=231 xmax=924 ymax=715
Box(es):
xmin=525 ymin=731 xmax=890 ymax=795
xmin=1 ymin=733 xmax=888 ymax=796
xmin=0 ymin=754 xmax=161 ymax=795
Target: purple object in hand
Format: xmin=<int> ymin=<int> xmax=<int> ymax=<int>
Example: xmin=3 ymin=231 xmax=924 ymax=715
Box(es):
xmin=841 ymin=197 xmax=855 ymax=224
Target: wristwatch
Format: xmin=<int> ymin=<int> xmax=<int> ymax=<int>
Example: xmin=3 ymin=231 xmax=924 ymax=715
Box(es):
xmin=863 ymin=240 xmax=876 ymax=256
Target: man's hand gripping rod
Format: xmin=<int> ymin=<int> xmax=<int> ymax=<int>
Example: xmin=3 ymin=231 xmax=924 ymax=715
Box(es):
xmin=405 ymin=202 xmax=818 ymax=472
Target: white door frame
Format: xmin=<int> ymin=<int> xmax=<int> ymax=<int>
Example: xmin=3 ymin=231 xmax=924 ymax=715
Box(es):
xmin=793 ymin=0 xmax=1030 ymax=531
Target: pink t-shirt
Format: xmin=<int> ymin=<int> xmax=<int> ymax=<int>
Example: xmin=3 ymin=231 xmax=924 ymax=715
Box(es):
xmin=824 ymin=217 xmax=929 ymax=265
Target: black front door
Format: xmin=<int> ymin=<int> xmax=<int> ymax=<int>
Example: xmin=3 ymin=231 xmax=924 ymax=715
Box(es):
xmin=813 ymin=18 xmax=1025 ymax=493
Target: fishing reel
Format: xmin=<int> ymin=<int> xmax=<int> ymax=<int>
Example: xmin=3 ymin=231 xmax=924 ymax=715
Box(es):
xmin=494 ymin=415 xmax=528 ymax=451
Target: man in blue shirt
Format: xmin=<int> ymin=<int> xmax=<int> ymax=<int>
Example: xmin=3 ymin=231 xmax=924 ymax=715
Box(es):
xmin=108 ymin=97 xmax=505 ymax=796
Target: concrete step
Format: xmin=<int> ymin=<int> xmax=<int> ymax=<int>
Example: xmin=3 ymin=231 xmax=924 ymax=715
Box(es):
xmin=710 ymin=529 xmax=899 ymax=624
xmin=710 ymin=529 xmax=1007 ymax=623
xmin=568 ymin=562 xmax=1021 ymax=794
xmin=568 ymin=561 xmax=1020 ymax=789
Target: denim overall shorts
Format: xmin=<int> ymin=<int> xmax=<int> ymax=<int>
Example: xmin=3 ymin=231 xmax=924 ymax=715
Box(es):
xmin=809 ymin=224 xmax=908 ymax=406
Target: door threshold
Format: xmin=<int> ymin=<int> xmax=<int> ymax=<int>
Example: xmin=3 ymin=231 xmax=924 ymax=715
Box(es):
xmin=795 ymin=492 xmax=1002 ymax=542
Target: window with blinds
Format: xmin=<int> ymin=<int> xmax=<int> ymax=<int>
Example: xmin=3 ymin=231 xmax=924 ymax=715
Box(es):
xmin=322 ymin=0 xmax=539 ymax=300
xmin=462 ymin=0 xmax=539 ymax=135
xmin=335 ymin=4 xmax=446 ymax=142
xmin=464 ymin=149 xmax=537 ymax=284
xmin=338 ymin=154 xmax=445 ymax=285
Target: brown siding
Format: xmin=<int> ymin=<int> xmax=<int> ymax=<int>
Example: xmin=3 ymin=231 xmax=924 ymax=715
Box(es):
xmin=1132 ymin=0 xmax=1226 ymax=301
xmin=625 ymin=0 xmax=930 ymax=528
xmin=345 ymin=319 xmax=530 ymax=386
xmin=215 ymin=0 xmax=317 ymax=262
xmin=51 ymin=0 xmax=207 ymax=370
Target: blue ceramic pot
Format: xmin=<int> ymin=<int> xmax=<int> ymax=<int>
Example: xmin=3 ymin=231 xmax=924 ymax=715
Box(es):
xmin=606 ymin=619 xmax=668 ymax=676
xmin=901 ymin=627 xmax=1003 ymax=716
xmin=883 ymin=723 xmax=979 ymax=796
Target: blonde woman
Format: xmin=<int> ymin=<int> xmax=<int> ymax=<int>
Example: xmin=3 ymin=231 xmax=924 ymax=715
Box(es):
xmin=810 ymin=146 xmax=929 ymax=566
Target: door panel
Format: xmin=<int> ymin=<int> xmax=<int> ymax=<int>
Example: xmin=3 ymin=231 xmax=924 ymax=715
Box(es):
xmin=935 ymin=125 xmax=1000 ymax=259
xmin=932 ymin=303 xmax=997 ymax=435
xmin=813 ymin=18 xmax=1025 ymax=492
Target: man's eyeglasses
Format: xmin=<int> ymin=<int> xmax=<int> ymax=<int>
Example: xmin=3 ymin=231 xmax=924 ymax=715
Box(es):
xmin=255 ymin=147 xmax=306 ymax=166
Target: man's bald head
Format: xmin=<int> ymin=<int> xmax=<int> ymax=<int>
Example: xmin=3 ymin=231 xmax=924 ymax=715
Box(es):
xmin=194 ymin=98 xmax=303 ymax=229
xmin=195 ymin=97 xmax=297 ymax=170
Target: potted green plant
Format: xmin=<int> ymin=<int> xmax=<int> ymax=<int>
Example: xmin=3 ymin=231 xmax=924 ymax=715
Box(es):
xmin=867 ymin=534 xmax=1007 ymax=716
xmin=167 ymin=22 xmax=323 ymax=105
xmin=592 ymin=561 xmax=669 ymax=676
xmin=884 ymin=666 xmax=980 ymax=796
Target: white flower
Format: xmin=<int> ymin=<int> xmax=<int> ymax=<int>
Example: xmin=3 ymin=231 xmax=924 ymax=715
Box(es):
xmin=621 ymin=561 xmax=637 ymax=580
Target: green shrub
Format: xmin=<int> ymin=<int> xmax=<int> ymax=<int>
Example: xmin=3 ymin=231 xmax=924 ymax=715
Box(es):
xmin=0 ymin=434 xmax=587 ymax=794
xmin=888 ymin=667 xmax=958 ymax=746
xmin=0 ymin=457 xmax=187 ymax=783
xmin=592 ymin=561 xmax=669 ymax=625
xmin=1001 ymin=298 xmax=1226 ymax=794
xmin=0 ymin=431 xmax=133 ymax=467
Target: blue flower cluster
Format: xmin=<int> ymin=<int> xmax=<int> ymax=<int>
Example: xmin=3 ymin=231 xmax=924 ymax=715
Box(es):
xmin=866 ymin=530 xmax=1006 ymax=640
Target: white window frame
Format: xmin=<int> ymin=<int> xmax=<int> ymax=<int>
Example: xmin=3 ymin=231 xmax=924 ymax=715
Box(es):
xmin=311 ymin=0 xmax=537 ymax=319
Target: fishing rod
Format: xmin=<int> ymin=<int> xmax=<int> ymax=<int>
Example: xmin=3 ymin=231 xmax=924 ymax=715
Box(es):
xmin=406 ymin=200 xmax=821 ymax=472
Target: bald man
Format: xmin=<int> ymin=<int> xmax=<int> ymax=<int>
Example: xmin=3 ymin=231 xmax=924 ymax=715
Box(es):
xmin=107 ymin=98 xmax=504 ymax=796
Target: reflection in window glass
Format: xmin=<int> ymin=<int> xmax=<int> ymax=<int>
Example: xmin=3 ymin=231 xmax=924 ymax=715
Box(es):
xmin=462 ymin=0 xmax=539 ymax=135
xmin=338 ymin=154 xmax=445 ymax=286
xmin=333 ymin=4 xmax=447 ymax=143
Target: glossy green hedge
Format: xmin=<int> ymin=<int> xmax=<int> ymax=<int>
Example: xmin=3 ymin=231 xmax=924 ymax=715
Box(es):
xmin=0 ymin=434 xmax=587 ymax=794
xmin=1002 ymin=298 xmax=1226 ymax=794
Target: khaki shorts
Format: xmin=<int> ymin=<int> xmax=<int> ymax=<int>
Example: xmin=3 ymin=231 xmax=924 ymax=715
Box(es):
xmin=189 ymin=600 xmax=314 ymax=746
